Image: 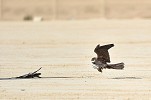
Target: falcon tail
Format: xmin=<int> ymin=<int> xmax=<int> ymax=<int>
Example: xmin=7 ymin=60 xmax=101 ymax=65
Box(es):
xmin=107 ymin=62 xmax=124 ymax=70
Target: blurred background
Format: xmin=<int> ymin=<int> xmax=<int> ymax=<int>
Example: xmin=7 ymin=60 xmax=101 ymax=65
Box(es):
xmin=0 ymin=0 xmax=151 ymax=21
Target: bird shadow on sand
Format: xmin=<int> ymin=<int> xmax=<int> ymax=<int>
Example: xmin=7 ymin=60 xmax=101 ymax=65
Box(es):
xmin=0 ymin=77 xmax=82 ymax=80
xmin=110 ymin=77 xmax=142 ymax=79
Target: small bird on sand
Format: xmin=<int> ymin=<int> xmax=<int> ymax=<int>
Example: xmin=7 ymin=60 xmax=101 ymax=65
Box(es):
xmin=91 ymin=44 xmax=124 ymax=72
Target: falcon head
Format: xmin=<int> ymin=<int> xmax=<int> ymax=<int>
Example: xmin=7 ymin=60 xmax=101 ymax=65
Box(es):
xmin=91 ymin=57 xmax=97 ymax=64
xmin=91 ymin=57 xmax=99 ymax=70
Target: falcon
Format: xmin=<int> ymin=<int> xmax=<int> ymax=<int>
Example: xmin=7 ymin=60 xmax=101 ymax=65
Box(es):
xmin=91 ymin=44 xmax=124 ymax=72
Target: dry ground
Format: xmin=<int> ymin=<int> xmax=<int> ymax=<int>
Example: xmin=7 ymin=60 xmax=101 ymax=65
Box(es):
xmin=0 ymin=19 xmax=151 ymax=100
xmin=2 ymin=0 xmax=151 ymax=20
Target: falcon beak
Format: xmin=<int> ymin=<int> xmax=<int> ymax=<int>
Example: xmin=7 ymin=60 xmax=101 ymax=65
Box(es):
xmin=92 ymin=62 xmax=96 ymax=64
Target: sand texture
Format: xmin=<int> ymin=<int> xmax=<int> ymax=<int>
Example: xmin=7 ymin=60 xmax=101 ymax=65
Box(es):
xmin=0 ymin=20 xmax=151 ymax=100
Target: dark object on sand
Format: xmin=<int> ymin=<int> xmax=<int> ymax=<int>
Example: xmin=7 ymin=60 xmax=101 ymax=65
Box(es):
xmin=15 ymin=67 xmax=42 ymax=78
xmin=91 ymin=44 xmax=124 ymax=72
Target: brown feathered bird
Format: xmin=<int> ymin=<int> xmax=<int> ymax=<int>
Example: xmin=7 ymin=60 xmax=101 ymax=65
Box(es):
xmin=91 ymin=44 xmax=124 ymax=72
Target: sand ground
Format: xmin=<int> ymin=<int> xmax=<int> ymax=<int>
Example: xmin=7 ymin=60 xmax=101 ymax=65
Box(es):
xmin=0 ymin=19 xmax=151 ymax=100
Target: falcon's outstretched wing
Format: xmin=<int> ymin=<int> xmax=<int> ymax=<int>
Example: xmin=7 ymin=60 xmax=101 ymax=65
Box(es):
xmin=94 ymin=44 xmax=114 ymax=63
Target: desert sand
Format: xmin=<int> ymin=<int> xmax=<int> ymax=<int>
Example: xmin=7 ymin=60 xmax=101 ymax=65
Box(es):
xmin=1 ymin=0 xmax=151 ymax=20
xmin=0 ymin=19 xmax=151 ymax=100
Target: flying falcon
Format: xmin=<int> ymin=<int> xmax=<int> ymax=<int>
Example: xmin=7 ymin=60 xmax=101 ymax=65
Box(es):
xmin=91 ymin=44 xmax=124 ymax=72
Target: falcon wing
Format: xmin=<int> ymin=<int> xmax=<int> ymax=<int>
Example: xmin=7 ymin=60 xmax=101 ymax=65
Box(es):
xmin=94 ymin=44 xmax=114 ymax=63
